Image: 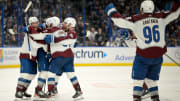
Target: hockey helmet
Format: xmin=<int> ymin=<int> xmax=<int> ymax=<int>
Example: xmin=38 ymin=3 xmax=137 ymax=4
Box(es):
xmin=52 ymin=16 xmax=60 ymax=27
xmin=140 ymin=0 xmax=155 ymax=13
xmin=64 ymin=17 xmax=76 ymax=28
xmin=28 ymin=17 xmax=38 ymax=25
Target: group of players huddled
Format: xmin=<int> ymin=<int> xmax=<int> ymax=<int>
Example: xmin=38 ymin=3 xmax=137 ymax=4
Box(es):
xmin=14 ymin=16 xmax=83 ymax=101
xmin=13 ymin=0 xmax=180 ymax=101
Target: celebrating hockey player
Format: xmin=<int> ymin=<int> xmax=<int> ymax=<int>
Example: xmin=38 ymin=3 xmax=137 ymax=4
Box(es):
xmin=15 ymin=16 xmax=49 ymax=100
xmin=41 ymin=16 xmax=63 ymax=96
xmin=44 ymin=17 xmax=83 ymax=100
xmin=105 ymin=0 xmax=180 ymax=101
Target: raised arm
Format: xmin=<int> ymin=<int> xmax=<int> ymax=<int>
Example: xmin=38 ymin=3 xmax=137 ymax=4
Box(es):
xmin=164 ymin=2 xmax=180 ymax=25
xmin=105 ymin=3 xmax=134 ymax=30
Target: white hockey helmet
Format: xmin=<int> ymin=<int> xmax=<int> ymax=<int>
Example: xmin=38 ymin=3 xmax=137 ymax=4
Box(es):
xmin=64 ymin=17 xmax=76 ymax=28
xmin=140 ymin=0 xmax=155 ymax=13
xmin=28 ymin=17 xmax=38 ymax=25
xmin=45 ymin=17 xmax=53 ymax=27
xmin=52 ymin=16 xmax=60 ymax=27
xmin=46 ymin=17 xmax=60 ymax=27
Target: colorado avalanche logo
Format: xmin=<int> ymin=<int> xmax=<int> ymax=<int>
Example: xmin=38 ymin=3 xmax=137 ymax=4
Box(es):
xmin=175 ymin=48 xmax=180 ymax=60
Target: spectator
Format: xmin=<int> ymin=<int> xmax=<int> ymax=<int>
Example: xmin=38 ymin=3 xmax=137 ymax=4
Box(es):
xmin=176 ymin=26 xmax=180 ymax=46
xmin=114 ymin=33 xmax=125 ymax=47
xmin=4 ymin=18 xmax=17 ymax=46
xmin=106 ymin=37 xmax=115 ymax=47
xmin=87 ymin=27 xmax=97 ymax=45
xmin=76 ymin=22 xmax=86 ymax=46
xmin=170 ymin=38 xmax=178 ymax=47
xmin=32 ymin=4 xmax=39 ymax=17
xmin=167 ymin=37 xmax=176 ymax=47
xmin=95 ymin=28 xmax=105 ymax=46
xmin=176 ymin=26 xmax=180 ymax=38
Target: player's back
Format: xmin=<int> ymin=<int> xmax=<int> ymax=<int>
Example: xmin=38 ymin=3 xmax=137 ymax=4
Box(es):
xmin=106 ymin=1 xmax=180 ymax=58
xmin=132 ymin=13 xmax=166 ymax=49
xmin=131 ymin=13 xmax=167 ymax=57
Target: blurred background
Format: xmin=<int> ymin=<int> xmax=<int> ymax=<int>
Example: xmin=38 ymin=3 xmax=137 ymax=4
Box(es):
xmin=0 ymin=0 xmax=180 ymax=47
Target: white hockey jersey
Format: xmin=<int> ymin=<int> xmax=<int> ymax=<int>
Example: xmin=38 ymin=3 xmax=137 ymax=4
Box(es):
xmin=20 ymin=26 xmax=47 ymax=61
xmin=107 ymin=2 xmax=180 ymax=58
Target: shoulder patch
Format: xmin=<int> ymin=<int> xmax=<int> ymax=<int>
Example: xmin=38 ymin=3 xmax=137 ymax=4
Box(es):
xmin=69 ymin=33 xmax=74 ymax=38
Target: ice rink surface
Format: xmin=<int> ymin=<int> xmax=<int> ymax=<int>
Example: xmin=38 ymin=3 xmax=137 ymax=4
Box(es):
xmin=0 ymin=66 xmax=180 ymax=101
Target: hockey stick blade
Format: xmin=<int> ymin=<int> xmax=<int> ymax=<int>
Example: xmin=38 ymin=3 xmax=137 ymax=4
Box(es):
xmin=24 ymin=1 xmax=32 ymax=13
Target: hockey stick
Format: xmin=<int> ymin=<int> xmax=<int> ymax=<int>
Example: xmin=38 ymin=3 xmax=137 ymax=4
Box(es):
xmin=24 ymin=1 xmax=32 ymax=13
xmin=24 ymin=1 xmax=32 ymax=59
xmin=164 ymin=53 xmax=180 ymax=67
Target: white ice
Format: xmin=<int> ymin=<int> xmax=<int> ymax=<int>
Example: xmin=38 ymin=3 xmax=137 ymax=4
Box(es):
xmin=0 ymin=66 xmax=180 ymax=101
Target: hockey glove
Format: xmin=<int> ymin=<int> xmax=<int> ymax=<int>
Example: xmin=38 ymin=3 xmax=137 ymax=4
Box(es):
xmin=44 ymin=35 xmax=53 ymax=44
xmin=24 ymin=26 xmax=29 ymax=33
xmin=105 ymin=3 xmax=117 ymax=16
xmin=39 ymin=23 xmax=46 ymax=29
xmin=74 ymin=42 xmax=78 ymax=48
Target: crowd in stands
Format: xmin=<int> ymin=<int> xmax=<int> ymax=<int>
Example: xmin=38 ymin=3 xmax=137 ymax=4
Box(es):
xmin=0 ymin=0 xmax=180 ymax=47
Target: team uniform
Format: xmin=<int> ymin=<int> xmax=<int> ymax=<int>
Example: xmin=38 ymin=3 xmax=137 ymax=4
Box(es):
xmin=44 ymin=26 xmax=64 ymax=94
xmin=15 ymin=17 xmax=49 ymax=100
xmin=105 ymin=1 xmax=180 ymax=101
xmin=44 ymin=17 xmax=83 ymax=100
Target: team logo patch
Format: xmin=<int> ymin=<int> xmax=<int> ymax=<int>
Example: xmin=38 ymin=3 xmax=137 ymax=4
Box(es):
xmin=69 ymin=33 xmax=73 ymax=38
xmin=0 ymin=49 xmax=4 ymax=62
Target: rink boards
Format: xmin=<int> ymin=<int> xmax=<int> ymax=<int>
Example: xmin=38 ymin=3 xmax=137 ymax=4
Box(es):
xmin=0 ymin=47 xmax=180 ymax=68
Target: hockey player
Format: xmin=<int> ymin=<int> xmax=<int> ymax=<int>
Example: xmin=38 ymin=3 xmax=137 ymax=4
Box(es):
xmin=45 ymin=17 xmax=83 ymax=100
xmin=51 ymin=16 xmax=64 ymax=94
xmin=34 ymin=48 xmax=49 ymax=100
xmin=15 ymin=17 xmax=48 ymax=100
xmin=42 ymin=16 xmax=63 ymax=95
xmin=105 ymin=0 xmax=180 ymax=101
xmin=32 ymin=17 xmax=63 ymax=98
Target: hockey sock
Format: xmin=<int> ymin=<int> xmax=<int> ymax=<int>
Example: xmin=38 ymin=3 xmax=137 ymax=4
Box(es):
xmin=36 ymin=71 xmax=48 ymax=91
xmin=133 ymin=80 xmax=144 ymax=100
xmin=145 ymin=79 xmax=159 ymax=98
xmin=72 ymin=81 xmax=82 ymax=92
xmin=36 ymin=78 xmax=46 ymax=91
xmin=17 ymin=78 xmax=32 ymax=92
xmin=69 ymin=76 xmax=81 ymax=91
xmin=66 ymin=72 xmax=82 ymax=92
xmin=48 ymin=72 xmax=56 ymax=92
xmin=48 ymin=77 xmax=55 ymax=92
xmin=16 ymin=73 xmax=35 ymax=92
xmin=55 ymin=75 xmax=60 ymax=87
xmin=149 ymin=86 xmax=159 ymax=96
xmin=133 ymin=86 xmax=143 ymax=97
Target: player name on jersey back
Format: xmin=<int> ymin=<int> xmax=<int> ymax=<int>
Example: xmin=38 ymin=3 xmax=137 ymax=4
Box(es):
xmin=143 ymin=18 xmax=158 ymax=25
